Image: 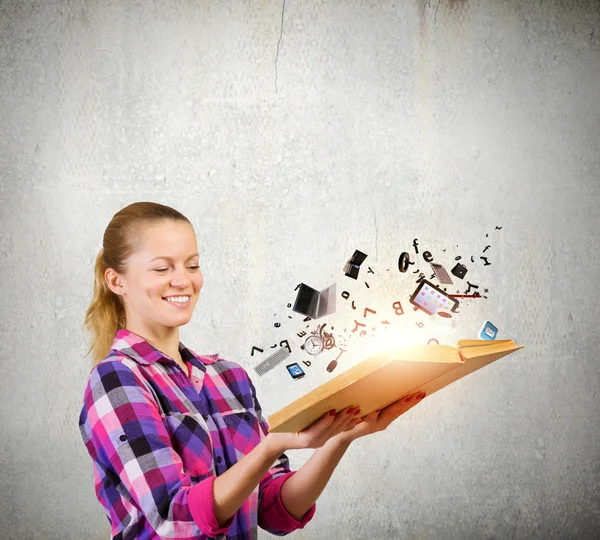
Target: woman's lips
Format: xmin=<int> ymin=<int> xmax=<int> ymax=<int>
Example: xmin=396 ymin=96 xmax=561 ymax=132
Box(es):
xmin=163 ymin=297 xmax=190 ymax=308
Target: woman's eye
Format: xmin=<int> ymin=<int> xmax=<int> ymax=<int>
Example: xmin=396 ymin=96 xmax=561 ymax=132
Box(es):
xmin=154 ymin=266 xmax=200 ymax=272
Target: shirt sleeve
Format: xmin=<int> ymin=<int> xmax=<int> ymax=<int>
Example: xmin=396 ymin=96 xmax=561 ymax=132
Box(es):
xmin=79 ymin=360 xmax=234 ymax=539
xmin=246 ymin=375 xmax=317 ymax=536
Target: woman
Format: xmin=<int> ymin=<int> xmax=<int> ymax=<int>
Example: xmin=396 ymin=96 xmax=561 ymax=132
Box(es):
xmin=78 ymin=201 xmax=426 ymax=539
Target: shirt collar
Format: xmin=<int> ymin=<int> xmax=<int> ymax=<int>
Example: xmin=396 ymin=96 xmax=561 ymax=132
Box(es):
xmin=110 ymin=328 xmax=219 ymax=372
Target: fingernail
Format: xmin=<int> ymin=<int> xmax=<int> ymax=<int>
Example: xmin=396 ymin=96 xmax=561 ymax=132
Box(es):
xmin=354 ymin=409 xmax=361 ymax=415
xmin=346 ymin=408 xmax=353 ymax=414
xmin=375 ymin=409 xmax=381 ymax=413
xmin=404 ymin=396 xmax=412 ymax=402
xmin=330 ymin=410 xmax=336 ymax=416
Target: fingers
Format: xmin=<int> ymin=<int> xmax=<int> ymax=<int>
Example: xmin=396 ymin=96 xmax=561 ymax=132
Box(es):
xmin=386 ymin=391 xmax=426 ymax=411
xmin=299 ymin=394 xmax=427 ymax=447
xmin=304 ymin=406 xmax=356 ymax=438
xmin=378 ymin=392 xmax=427 ymax=425
xmin=335 ymin=405 xmax=362 ymax=429
xmin=313 ymin=408 xmax=341 ymax=430
xmin=323 ymin=406 xmax=361 ymax=438
xmin=336 ymin=393 xmax=429 ymax=439
xmin=302 ymin=409 xmax=339 ymax=436
xmin=345 ymin=415 xmax=364 ymax=430
xmin=407 ymin=391 xmax=427 ymax=407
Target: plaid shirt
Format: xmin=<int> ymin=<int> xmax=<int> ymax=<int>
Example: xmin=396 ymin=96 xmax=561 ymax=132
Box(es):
xmin=79 ymin=329 xmax=316 ymax=539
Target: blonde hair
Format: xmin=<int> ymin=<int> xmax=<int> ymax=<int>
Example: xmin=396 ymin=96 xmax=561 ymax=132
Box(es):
xmin=82 ymin=201 xmax=192 ymax=367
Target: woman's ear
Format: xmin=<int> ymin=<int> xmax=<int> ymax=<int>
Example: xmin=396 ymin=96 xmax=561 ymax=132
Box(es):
xmin=105 ymin=268 xmax=126 ymax=297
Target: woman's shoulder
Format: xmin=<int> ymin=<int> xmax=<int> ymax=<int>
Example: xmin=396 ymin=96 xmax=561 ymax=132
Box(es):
xmin=83 ymin=353 xmax=152 ymax=400
xmin=89 ymin=352 xmax=140 ymax=374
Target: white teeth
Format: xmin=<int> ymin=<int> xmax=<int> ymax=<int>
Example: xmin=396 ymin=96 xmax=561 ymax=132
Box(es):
xmin=164 ymin=296 xmax=190 ymax=303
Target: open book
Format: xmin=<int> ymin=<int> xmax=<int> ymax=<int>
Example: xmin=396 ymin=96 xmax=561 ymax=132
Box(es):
xmin=266 ymin=339 xmax=524 ymax=433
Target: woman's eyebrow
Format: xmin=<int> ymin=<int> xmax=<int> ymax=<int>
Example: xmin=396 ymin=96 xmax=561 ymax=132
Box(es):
xmin=148 ymin=253 xmax=199 ymax=263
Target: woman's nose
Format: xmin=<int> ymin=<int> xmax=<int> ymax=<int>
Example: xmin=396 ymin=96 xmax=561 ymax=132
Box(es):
xmin=170 ymin=270 xmax=191 ymax=286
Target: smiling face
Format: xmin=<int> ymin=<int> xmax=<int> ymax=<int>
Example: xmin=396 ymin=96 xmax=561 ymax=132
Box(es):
xmin=106 ymin=220 xmax=203 ymax=337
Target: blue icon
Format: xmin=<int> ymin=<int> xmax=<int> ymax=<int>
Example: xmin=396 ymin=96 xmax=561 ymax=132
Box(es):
xmin=479 ymin=320 xmax=498 ymax=340
xmin=286 ymin=362 xmax=305 ymax=380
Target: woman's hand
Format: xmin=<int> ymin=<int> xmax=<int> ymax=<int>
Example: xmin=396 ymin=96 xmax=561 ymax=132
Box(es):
xmin=267 ymin=406 xmax=364 ymax=454
xmin=334 ymin=392 xmax=427 ymax=445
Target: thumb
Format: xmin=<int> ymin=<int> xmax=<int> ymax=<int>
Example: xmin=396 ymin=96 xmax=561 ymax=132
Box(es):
xmin=305 ymin=409 xmax=337 ymax=433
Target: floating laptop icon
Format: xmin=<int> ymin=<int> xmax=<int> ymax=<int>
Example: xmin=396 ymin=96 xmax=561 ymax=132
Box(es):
xmin=292 ymin=282 xmax=337 ymax=319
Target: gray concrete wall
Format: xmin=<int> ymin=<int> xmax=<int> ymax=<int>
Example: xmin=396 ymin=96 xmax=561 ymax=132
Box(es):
xmin=1 ymin=0 xmax=599 ymax=538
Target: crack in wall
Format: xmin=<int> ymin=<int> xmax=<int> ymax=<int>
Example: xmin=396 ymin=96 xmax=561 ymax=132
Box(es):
xmin=274 ymin=0 xmax=286 ymax=93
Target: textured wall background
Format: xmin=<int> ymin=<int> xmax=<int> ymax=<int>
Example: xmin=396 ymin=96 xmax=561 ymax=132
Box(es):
xmin=1 ymin=0 xmax=599 ymax=538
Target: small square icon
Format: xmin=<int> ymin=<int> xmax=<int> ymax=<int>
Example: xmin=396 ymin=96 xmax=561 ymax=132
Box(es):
xmin=286 ymin=363 xmax=305 ymax=380
xmin=479 ymin=320 xmax=498 ymax=340
xmin=451 ymin=263 xmax=468 ymax=280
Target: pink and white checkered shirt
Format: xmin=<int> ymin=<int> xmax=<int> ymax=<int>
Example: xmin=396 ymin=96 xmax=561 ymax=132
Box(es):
xmin=79 ymin=329 xmax=316 ymax=539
